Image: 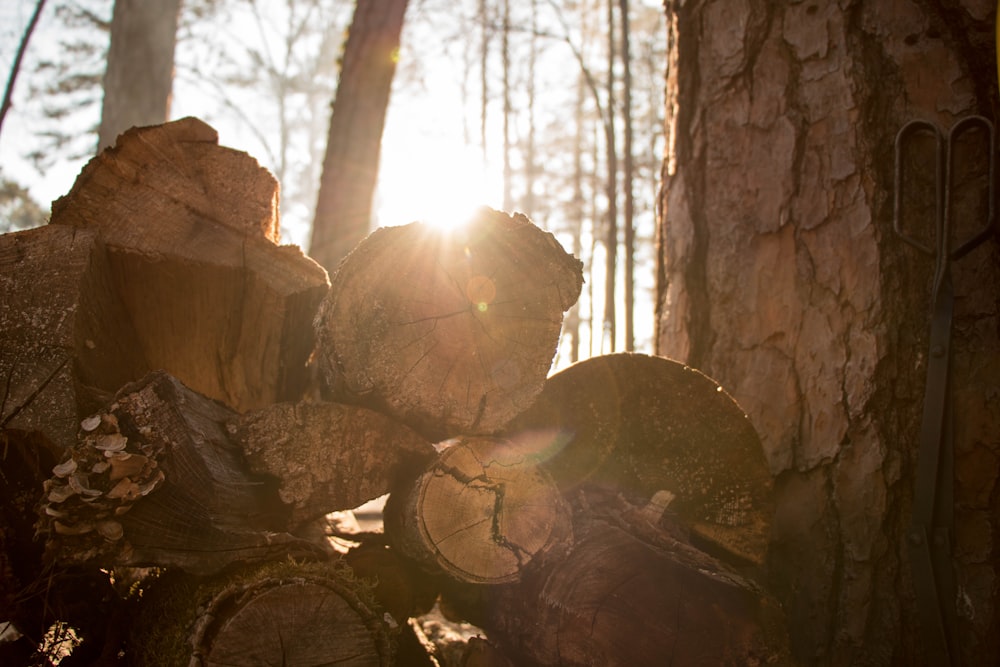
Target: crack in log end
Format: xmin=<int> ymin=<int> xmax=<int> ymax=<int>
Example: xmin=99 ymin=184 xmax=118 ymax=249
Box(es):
xmin=316 ymin=210 xmax=583 ymax=441
xmin=0 ymin=356 xmax=70 ymax=430
xmin=407 ymin=437 xmax=572 ymax=585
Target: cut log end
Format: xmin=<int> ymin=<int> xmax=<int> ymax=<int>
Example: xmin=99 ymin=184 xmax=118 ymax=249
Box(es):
xmin=131 ymin=561 xmax=395 ymax=666
xmin=504 ymin=352 xmax=774 ymax=567
xmin=315 ymin=208 xmax=583 ymax=441
xmin=191 ymin=576 xmax=392 ymax=667
xmin=386 ymin=436 xmax=572 ymax=585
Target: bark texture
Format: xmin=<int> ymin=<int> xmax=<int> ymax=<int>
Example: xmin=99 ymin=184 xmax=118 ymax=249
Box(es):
xmin=657 ymin=1 xmax=999 ymax=664
xmin=441 ymin=489 xmax=791 ymax=667
xmin=233 ymin=400 xmax=436 ymax=532
xmin=36 ymin=371 xmax=318 ymax=576
xmin=0 ymin=225 xmax=147 ymax=450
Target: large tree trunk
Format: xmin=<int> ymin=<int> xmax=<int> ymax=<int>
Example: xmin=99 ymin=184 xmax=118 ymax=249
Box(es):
xmin=656 ymin=1 xmax=999 ymax=664
xmin=308 ymin=0 xmax=409 ymax=275
xmin=97 ymin=0 xmax=181 ymax=150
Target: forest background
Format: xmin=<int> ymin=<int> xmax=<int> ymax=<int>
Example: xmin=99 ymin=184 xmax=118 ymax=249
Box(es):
xmin=0 ymin=0 xmax=667 ymax=366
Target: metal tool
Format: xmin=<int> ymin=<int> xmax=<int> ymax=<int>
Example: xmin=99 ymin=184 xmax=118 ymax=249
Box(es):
xmin=893 ymin=114 xmax=996 ymax=666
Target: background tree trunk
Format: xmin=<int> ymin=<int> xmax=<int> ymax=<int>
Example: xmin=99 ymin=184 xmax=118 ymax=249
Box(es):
xmin=308 ymin=0 xmax=409 ymax=275
xmin=656 ymin=1 xmax=999 ymax=664
xmin=97 ymin=0 xmax=182 ymax=150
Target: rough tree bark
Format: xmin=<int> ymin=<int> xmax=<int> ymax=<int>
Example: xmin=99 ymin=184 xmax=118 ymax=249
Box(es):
xmin=0 ymin=225 xmax=147 ymax=450
xmin=656 ymin=1 xmax=999 ymax=664
xmin=233 ymin=400 xmax=436 ymax=533
xmin=97 ymin=0 xmax=181 ymax=150
xmin=36 ymin=371 xmax=320 ymax=576
xmin=309 ymin=0 xmax=409 ymax=275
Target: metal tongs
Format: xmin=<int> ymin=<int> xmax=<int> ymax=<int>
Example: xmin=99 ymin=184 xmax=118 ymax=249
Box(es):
xmin=893 ymin=115 xmax=996 ymax=665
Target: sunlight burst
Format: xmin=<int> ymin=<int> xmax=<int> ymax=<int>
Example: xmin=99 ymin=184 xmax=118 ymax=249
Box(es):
xmin=375 ymin=135 xmax=499 ymax=231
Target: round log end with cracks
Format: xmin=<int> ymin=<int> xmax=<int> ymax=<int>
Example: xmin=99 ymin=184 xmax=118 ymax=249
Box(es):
xmin=386 ymin=436 xmax=572 ymax=585
xmin=314 ymin=208 xmax=583 ymax=441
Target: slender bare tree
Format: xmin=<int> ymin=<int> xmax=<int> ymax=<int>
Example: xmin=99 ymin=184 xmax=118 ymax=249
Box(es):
xmin=619 ymin=0 xmax=634 ymax=351
xmin=0 ymin=0 xmax=48 ymax=141
xmin=309 ymin=0 xmax=408 ymax=274
xmin=97 ymin=0 xmax=182 ymax=150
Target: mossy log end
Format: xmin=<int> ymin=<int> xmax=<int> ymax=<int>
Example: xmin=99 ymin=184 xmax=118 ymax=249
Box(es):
xmin=384 ymin=436 xmax=572 ymax=585
xmin=503 ymin=352 xmax=774 ymax=566
xmin=314 ymin=208 xmax=583 ymax=441
xmin=131 ymin=560 xmax=396 ymax=666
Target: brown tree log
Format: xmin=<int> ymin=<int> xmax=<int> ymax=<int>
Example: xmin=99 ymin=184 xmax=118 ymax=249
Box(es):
xmin=130 ymin=561 xmax=396 ymax=666
xmin=1 ymin=225 xmax=147 ymax=450
xmin=503 ymin=352 xmax=773 ymax=566
xmin=232 ymin=400 xmax=436 ymax=532
xmin=315 ymin=208 xmax=583 ymax=441
xmin=36 ymin=371 xmax=321 ymax=576
xmin=50 ymin=117 xmax=329 ymax=412
xmin=445 ymin=489 xmax=791 ymax=667
xmin=384 ymin=436 xmax=572 ymax=585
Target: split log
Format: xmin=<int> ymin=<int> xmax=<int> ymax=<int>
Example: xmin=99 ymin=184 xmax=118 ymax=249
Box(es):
xmin=49 ymin=117 xmax=329 ymax=412
xmin=384 ymin=436 xmax=572 ymax=585
xmin=314 ymin=208 xmax=583 ymax=441
xmin=445 ymin=489 xmax=791 ymax=667
xmin=36 ymin=370 xmax=321 ymax=576
xmin=129 ymin=560 xmax=396 ymax=666
xmin=0 ymin=225 xmax=147 ymax=450
xmin=503 ymin=352 xmax=773 ymax=566
xmin=232 ymin=400 xmax=436 ymax=532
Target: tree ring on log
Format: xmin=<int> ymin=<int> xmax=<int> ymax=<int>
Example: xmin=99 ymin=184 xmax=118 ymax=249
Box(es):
xmin=503 ymin=353 xmax=773 ymax=566
xmin=387 ymin=436 xmax=572 ymax=585
xmin=189 ymin=573 xmax=393 ymax=666
xmin=314 ymin=208 xmax=583 ymax=441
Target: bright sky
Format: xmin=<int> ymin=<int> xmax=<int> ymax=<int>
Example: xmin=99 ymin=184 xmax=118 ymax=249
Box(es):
xmin=1 ymin=3 xmax=492 ymax=232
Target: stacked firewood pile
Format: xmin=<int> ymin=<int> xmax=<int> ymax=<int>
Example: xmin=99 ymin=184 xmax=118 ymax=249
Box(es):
xmin=1 ymin=118 xmax=791 ymax=666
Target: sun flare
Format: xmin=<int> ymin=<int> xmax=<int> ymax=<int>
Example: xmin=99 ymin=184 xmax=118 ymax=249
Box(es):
xmin=375 ymin=134 xmax=499 ymax=231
